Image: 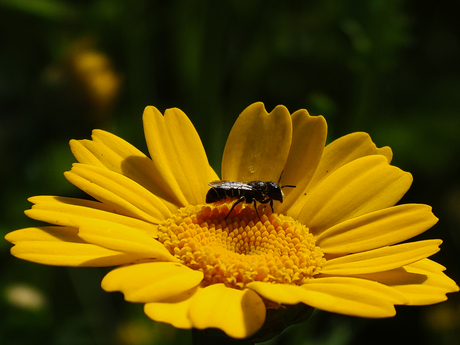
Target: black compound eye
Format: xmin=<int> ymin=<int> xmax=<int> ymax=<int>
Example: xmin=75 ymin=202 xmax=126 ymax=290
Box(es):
xmin=267 ymin=181 xmax=280 ymax=191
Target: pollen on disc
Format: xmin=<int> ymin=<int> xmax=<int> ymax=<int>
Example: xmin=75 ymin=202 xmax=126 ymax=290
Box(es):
xmin=157 ymin=203 xmax=324 ymax=289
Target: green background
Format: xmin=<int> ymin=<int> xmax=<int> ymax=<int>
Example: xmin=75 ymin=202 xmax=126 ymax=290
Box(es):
xmin=1 ymin=1 xmax=459 ymax=344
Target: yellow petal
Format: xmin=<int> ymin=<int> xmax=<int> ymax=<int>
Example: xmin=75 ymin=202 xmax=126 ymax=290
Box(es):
xmin=310 ymin=132 xmax=393 ymax=188
xmin=70 ymin=131 xmax=179 ymax=212
xmin=277 ymin=110 xmax=327 ymax=213
xmin=65 ymin=164 xmax=171 ymax=224
xmin=331 ymin=256 xmax=456 ymax=309
xmin=143 ymin=106 xmax=218 ymax=206
xmin=247 ymin=282 xmax=315 ymax=305
xmin=296 ymin=155 xmax=413 ymax=234
xmin=77 ymin=219 xmax=176 ymax=262
xmin=300 ymin=277 xmax=405 ymax=316
xmin=101 ymin=262 xmax=203 ymax=302
xmin=70 ymin=138 xmax=107 ymax=168
xmin=24 ymin=196 xmax=175 ymax=261
xmin=189 ymin=284 xmax=266 ymax=339
xmin=317 ymin=204 xmax=438 ymax=254
xmin=321 ymin=239 xmax=442 ymax=275
xmin=358 ymin=259 xmax=459 ymax=305
xmin=144 ymin=287 xmax=199 ymax=329
xmin=248 ymin=277 xmax=404 ymax=318
xmin=25 ymin=196 xmax=157 ymax=237
xmin=289 ymin=132 xmax=393 ymax=219
xmin=221 ymin=102 xmax=292 ymax=182
xmin=6 ymin=227 xmax=141 ymax=266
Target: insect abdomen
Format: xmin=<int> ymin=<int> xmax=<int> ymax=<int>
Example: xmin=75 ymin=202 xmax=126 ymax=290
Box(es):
xmin=205 ymin=187 xmax=241 ymax=203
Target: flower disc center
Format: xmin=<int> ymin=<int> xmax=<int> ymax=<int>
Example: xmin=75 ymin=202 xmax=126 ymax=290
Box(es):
xmin=157 ymin=202 xmax=324 ymax=289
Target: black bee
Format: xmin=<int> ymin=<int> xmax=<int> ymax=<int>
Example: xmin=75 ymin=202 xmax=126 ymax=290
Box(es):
xmin=206 ymin=176 xmax=296 ymax=219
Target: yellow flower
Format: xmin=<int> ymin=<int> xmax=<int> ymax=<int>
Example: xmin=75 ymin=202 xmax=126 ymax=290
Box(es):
xmin=6 ymin=102 xmax=458 ymax=339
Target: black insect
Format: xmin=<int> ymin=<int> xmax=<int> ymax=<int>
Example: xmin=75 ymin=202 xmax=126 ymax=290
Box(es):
xmin=206 ymin=176 xmax=296 ymax=219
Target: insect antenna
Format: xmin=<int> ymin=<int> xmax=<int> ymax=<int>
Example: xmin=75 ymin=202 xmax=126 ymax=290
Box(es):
xmin=277 ymin=170 xmax=284 ymax=184
xmin=278 ymin=170 xmax=296 ymax=189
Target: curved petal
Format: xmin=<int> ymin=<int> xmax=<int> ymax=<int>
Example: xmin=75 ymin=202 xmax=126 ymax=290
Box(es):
xmin=300 ymin=277 xmax=405 ymax=316
xmin=101 ymin=262 xmax=203 ymax=302
xmin=143 ymin=106 xmax=218 ymax=206
xmin=70 ymin=131 xmax=179 ymax=212
xmin=77 ymin=219 xmax=176 ymax=262
xmin=352 ymin=259 xmax=459 ymax=305
xmin=70 ymin=138 xmax=107 ymax=168
xmin=189 ymin=284 xmax=266 ymax=339
xmin=309 ymin=132 xmax=394 ymax=189
xmin=317 ymin=204 xmax=438 ymax=254
xmin=144 ymin=287 xmax=200 ymax=329
xmin=384 ymin=259 xmax=459 ymax=305
xmin=295 ymin=155 xmax=413 ymax=234
xmin=321 ymin=240 xmax=442 ymax=275
xmin=248 ymin=277 xmax=405 ymax=318
xmin=6 ymin=227 xmax=140 ymax=267
xmin=277 ymin=110 xmax=327 ymax=213
xmin=288 ymin=132 xmax=393 ymax=219
xmin=24 ymin=196 xmax=175 ymax=261
xmin=25 ymin=196 xmax=157 ymax=237
xmin=65 ymin=164 xmax=171 ymax=224
xmin=393 ymin=259 xmax=459 ymax=305
xmin=221 ymin=102 xmax=292 ymax=182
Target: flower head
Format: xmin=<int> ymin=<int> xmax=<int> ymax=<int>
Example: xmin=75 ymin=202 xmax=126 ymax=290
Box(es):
xmin=6 ymin=102 xmax=458 ymax=339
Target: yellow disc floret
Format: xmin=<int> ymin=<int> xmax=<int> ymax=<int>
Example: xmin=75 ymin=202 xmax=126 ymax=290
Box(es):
xmin=157 ymin=202 xmax=324 ymax=289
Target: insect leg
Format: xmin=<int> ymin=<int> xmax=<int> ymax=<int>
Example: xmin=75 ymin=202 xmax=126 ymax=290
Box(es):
xmin=252 ymin=199 xmax=261 ymax=219
xmin=257 ymin=198 xmax=274 ymax=217
xmin=225 ymin=196 xmax=246 ymax=219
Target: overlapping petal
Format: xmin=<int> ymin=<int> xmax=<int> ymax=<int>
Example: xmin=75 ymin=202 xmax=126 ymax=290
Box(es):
xmin=316 ymin=204 xmax=438 ymax=254
xmin=248 ymin=277 xmax=406 ymax=318
xmin=277 ymin=109 xmax=327 ymax=213
xmin=188 ymin=284 xmax=266 ymax=339
xmin=76 ymin=219 xmax=176 ymax=262
xmin=25 ymin=196 xmax=157 ymax=236
xmin=145 ymin=284 xmax=267 ymax=339
xmin=294 ymin=155 xmax=413 ymax=234
xmin=24 ymin=196 xmax=174 ymax=261
xmin=101 ymin=262 xmax=203 ymax=302
xmin=144 ymin=288 xmax=198 ymax=329
xmin=307 ymin=132 xmax=393 ymax=192
xmin=221 ymin=102 xmax=292 ymax=182
xmin=5 ymin=226 xmax=141 ymax=266
xmin=392 ymin=260 xmax=460 ymax=305
xmin=351 ymin=259 xmax=459 ymax=305
xmin=143 ymin=106 xmax=218 ymax=206
xmin=321 ymin=239 xmax=442 ymax=275
xmin=70 ymin=130 xmax=179 ymax=212
xmin=288 ymin=132 xmax=393 ymax=218
xmin=65 ymin=163 xmax=171 ymax=224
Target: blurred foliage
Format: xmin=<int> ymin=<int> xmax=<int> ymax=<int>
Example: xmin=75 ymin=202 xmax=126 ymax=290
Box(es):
xmin=1 ymin=0 xmax=460 ymax=344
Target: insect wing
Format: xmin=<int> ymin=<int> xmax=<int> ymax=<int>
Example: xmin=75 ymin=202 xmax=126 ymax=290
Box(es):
xmin=208 ymin=181 xmax=253 ymax=190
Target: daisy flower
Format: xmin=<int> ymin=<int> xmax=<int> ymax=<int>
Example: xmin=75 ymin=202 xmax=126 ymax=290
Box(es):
xmin=5 ymin=102 xmax=458 ymax=341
